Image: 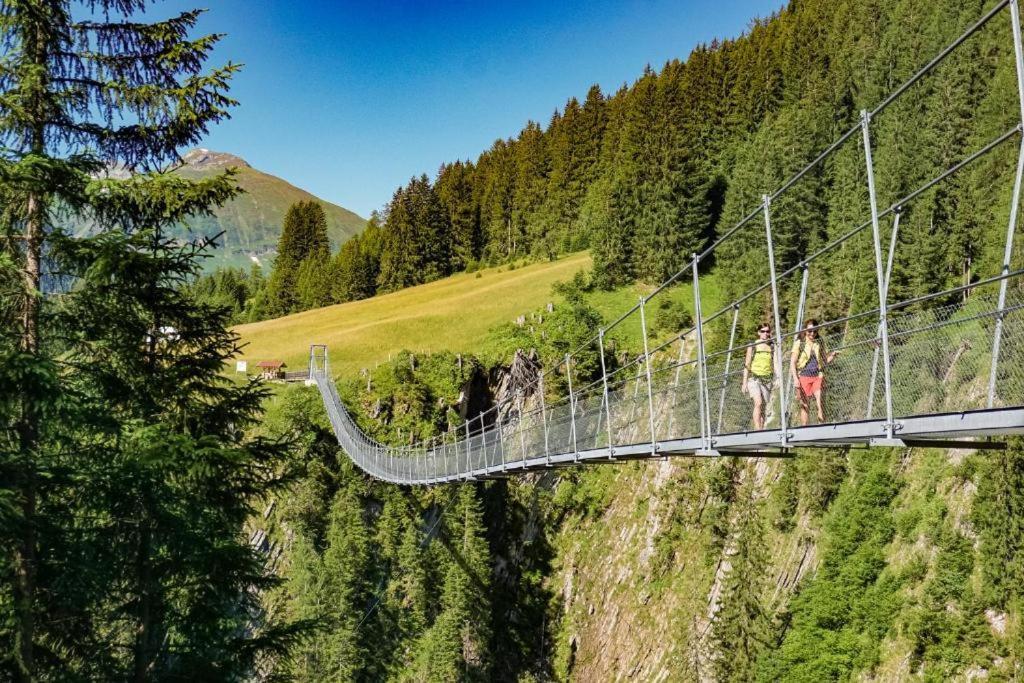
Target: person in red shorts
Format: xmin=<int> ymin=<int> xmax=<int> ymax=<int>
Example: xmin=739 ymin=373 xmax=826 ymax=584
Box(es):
xmin=790 ymin=319 xmax=838 ymax=426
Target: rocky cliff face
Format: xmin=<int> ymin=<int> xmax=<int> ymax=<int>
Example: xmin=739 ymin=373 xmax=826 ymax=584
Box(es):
xmin=501 ymin=443 xmax=1019 ymax=682
xmin=479 ymin=353 xmax=1017 ymax=681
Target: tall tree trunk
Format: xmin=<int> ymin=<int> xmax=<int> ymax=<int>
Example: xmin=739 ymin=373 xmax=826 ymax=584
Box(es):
xmin=13 ymin=191 xmax=42 ymax=681
xmin=15 ymin=15 xmax=47 ymax=669
xmin=133 ymin=524 xmax=154 ymax=682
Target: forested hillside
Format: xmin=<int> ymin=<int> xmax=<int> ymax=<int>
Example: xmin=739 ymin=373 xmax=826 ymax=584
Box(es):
xmin=223 ymin=0 xmax=1020 ymax=328
xmin=208 ymin=0 xmax=1019 ymax=331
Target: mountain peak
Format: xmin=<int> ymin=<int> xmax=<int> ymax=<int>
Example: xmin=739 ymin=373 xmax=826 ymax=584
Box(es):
xmin=181 ymin=148 xmax=251 ymax=170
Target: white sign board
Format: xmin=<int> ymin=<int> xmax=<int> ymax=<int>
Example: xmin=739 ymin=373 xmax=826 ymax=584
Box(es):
xmin=236 ymin=360 xmax=247 ymax=374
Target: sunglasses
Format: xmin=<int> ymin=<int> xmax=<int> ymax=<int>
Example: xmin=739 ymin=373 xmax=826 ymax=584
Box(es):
xmin=758 ymin=328 xmax=771 ymax=334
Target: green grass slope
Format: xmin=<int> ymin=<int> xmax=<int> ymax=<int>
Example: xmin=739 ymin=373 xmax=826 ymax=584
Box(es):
xmin=234 ymin=250 xmax=724 ymax=378
xmin=234 ymin=252 xmax=597 ymax=377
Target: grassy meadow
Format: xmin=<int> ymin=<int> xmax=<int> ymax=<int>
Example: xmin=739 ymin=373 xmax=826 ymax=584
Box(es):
xmin=234 ymin=251 xmax=723 ymax=379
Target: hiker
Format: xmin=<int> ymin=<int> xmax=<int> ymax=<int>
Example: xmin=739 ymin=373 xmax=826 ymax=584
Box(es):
xmin=790 ymin=319 xmax=839 ymax=426
xmin=742 ymin=323 xmax=778 ymax=430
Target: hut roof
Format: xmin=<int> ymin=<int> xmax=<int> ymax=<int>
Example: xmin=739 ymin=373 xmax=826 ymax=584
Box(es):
xmin=255 ymin=360 xmax=286 ymax=369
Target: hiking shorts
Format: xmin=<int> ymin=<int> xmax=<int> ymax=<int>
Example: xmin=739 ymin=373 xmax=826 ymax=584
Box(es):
xmin=798 ymin=375 xmax=823 ymax=396
xmin=747 ymin=377 xmax=771 ymax=402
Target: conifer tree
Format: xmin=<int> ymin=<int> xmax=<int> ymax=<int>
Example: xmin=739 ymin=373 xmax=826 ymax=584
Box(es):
xmin=0 ymin=3 xmax=241 ymax=677
xmin=56 ymin=177 xmax=300 ymax=678
xmin=586 ymin=85 xmax=634 ymax=287
xmin=644 ymin=61 xmax=713 ymax=280
xmin=436 ymin=161 xmax=480 ymax=269
xmin=712 ymin=479 xmax=771 ymax=683
xmin=378 ymin=185 xmax=421 ymax=291
xmin=973 ymin=439 xmax=1024 ymax=609
xmin=333 ymin=211 xmax=382 ymax=302
xmin=296 ymin=252 xmax=333 ymax=310
xmin=543 ymin=97 xmax=603 ymax=254
xmin=412 ymin=485 xmax=492 ymax=680
xmin=407 ymin=174 xmax=452 ymax=282
xmin=477 ymin=139 xmax=516 ymax=260
xmin=267 ymin=200 xmax=330 ymax=315
xmin=513 ymin=120 xmax=549 ymax=258
xmin=317 ymin=483 xmax=373 ymax=678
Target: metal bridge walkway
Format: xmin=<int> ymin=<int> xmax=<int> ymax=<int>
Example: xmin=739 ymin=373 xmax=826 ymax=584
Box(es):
xmin=310 ymin=0 xmax=1024 ymax=485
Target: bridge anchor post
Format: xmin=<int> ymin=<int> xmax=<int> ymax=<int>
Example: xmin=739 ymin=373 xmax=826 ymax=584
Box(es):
xmin=861 ymin=110 xmax=897 ymax=441
xmin=762 ymin=197 xmax=790 ymax=449
xmin=598 ymin=329 xmax=615 ymax=459
xmin=692 ymin=254 xmax=718 ymax=456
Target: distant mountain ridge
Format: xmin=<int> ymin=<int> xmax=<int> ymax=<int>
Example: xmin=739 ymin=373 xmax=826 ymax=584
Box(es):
xmin=172 ymin=149 xmax=365 ymax=269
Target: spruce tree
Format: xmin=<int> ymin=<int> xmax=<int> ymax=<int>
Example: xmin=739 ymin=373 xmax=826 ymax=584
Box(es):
xmin=436 ymin=161 xmax=480 ymax=269
xmin=296 ymin=252 xmax=333 ymax=310
xmin=408 ymin=174 xmax=452 ymax=282
xmin=0 ymin=3 xmax=241 ymax=677
xmin=267 ymin=200 xmax=330 ymax=315
xmin=378 ymin=185 xmax=421 ymax=291
xmin=586 ymin=85 xmax=634 ymax=287
xmin=477 ymin=138 xmax=516 ymax=261
xmin=973 ymin=439 xmax=1024 ymax=609
xmin=57 ymin=176 xmax=300 ymax=677
xmin=513 ymin=120 xmax=549 ymax=258
xmin=712 ymin=479 xmax=771 ymax=683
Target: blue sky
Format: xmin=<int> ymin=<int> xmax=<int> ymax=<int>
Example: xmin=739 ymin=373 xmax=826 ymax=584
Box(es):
xmin=181 ymin=0 xmax=783 ymax=218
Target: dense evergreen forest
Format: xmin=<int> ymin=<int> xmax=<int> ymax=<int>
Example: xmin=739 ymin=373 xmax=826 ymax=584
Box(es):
xmin=0 ymin=2 xmax=303 ymax=678
xmin=201 ymin=0 xmax=1020 ymax=331
xmin=4 ymin=0 xmax=1024 ymax=681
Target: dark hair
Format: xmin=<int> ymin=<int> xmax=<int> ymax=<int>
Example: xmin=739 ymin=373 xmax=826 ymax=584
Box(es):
xmin=800 ymin=319 xmax=819 ymax=341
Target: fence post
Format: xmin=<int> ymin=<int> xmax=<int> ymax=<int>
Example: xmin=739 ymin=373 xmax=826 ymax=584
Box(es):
xmin=692 ymin=254 xmax=714 ymax=454
xmin=861 ymin=111 xmax=898 ymax=442
xmin=989 ymin=0 xmax=1024 ymax=407
xmin=639 ymin=296 xmax=659 ymax=454
xmin=518 ymin=389 xmax=528 ymax=469
xmin=786 ymin=266 xmax=810 ymax=417
xmin=716 ymin=305 xmax=741 ymax=434
xmin=539 ymin=372 xmax=550 ymax=466
xmin=598 ymin=329 xmax=615 ymax=459
xmin=868 ymin=210 xmax=901 ymax=418
xmin=762 ymin=195 xmax=790 ymax=448
xmin=666 ymin=336 xmax=687 ymax=439
xmin=566 ymin=354 xmax=580 ymax=462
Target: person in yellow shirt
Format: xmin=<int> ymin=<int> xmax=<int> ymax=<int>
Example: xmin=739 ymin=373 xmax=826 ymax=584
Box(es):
xmin=790 ymin=319 xmax=838 ymax=426
xmin=742 ymin=323 xmax=778 ymax=430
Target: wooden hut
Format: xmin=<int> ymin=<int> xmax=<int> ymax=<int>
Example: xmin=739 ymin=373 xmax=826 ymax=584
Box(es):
xmin=255 ymin=360 xmax=286 ymax=380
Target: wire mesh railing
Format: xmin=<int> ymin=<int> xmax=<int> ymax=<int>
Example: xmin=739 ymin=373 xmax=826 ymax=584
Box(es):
xmin=311 ymin=1 xmax=1024 ymax=484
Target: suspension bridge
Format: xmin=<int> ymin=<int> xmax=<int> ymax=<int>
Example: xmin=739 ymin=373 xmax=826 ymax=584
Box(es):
xmin=310 ymin=0 xmax=1024 ymax=485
